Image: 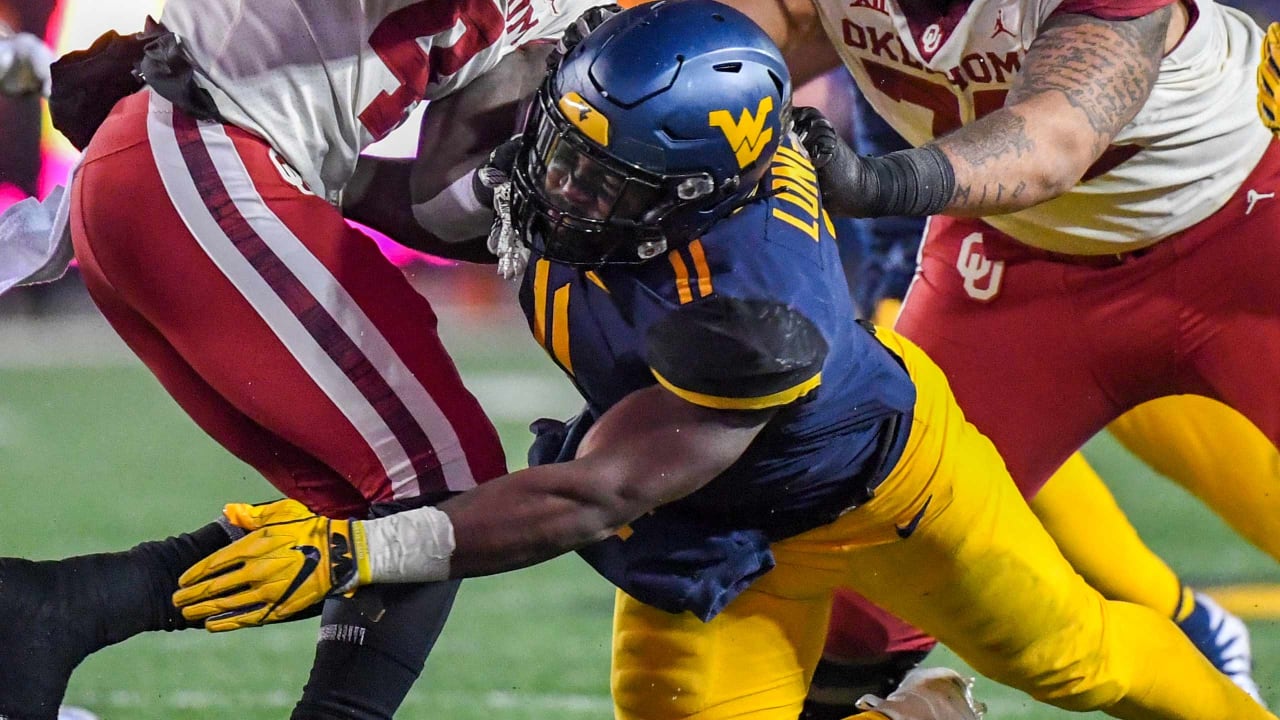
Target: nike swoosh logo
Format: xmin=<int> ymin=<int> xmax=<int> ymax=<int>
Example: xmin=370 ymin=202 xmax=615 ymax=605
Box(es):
xmin=269 ymin=545 xmax=322 ymax=614
xmin=895 ymin=495 xmax=932 ymax=539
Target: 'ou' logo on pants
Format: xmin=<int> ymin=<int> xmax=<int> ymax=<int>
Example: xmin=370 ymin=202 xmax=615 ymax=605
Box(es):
xmin=956 ymin=233 xmax=1003 ymax=301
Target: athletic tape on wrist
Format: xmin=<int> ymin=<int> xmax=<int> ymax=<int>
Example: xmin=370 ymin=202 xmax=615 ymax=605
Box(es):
xmin=360 ymin=506 xmax=455 ymax=584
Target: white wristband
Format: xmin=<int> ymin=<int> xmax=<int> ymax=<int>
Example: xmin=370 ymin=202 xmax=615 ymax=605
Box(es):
xmin=361 ymin=505 xmax=456 ymax=584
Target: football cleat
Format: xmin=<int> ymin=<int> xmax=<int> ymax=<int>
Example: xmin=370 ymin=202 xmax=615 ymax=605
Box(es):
xmin=56 ymin=708 xmax=99 ymax=720
xmin=1177 ymin=591 xmax=1265 ymax=705
xmin=854 ymin=667 xmax=986 ymax=720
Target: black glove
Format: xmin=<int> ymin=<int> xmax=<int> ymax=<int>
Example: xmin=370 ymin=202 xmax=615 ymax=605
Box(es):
xmin=547 ymin=4 xmax=623 ymax=70
xmin=528 ymin=408 xmax=597 ymax=467
xmin=471 ymin=134 xmax=523 ymax=209
xmin=793 ymin=106 xmax=956 ymax=219
xmin=791 ymin=106 xmax=875 ymax=217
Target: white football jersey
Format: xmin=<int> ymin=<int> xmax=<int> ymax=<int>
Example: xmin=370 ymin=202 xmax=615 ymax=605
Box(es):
xmin=160 ymin=0 xmax=598 ymax=204
xmin=813 ymin=0 xmax=1273 ymax=253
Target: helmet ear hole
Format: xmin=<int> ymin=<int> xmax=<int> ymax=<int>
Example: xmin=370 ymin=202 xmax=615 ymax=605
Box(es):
xmin=678 ymin=175 xmax=715 ymax=200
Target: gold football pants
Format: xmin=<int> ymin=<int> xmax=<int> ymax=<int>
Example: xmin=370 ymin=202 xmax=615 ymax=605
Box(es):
xmin=611 ymin=328 xmax=1272 ymax=720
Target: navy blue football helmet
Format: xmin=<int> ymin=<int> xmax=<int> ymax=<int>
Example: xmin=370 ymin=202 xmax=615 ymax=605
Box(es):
xmin=510 ymin=0 xmax=792 ymax=266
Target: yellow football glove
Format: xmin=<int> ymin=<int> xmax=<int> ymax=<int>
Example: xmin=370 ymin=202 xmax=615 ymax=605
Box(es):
xmin=222 ymin=498 xmax=315 ymax=531
xmin=174 ymin=504 xmax=372 ymax=632
xmin=1260 ymin=23 xmax=1280 ymax=136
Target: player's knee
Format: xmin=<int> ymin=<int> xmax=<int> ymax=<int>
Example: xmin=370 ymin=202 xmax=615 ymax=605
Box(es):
xmin=613 ymin=668 xmax=709 ymax=719
xmin=979 ymin=627 xmax=1126 ymax=711
xmin=613 ymin=620 xmax=718 ymax=719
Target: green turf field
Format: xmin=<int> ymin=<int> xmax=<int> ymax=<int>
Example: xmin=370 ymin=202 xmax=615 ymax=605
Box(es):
xmin=3 ymin=298 xmax=1279 ymax=719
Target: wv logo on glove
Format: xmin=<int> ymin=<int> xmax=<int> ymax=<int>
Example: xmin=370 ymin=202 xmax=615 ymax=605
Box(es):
xmin=173 ymin=499 xmax=371 ymax=632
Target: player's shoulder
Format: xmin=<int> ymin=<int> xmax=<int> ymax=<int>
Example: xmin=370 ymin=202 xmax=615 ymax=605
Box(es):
xmin=646 ymin=295 xmax=829 ymax=411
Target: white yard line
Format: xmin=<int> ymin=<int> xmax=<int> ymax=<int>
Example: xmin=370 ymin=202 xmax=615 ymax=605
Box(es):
xmin=69 ymin=689 xmax=612 ymax=713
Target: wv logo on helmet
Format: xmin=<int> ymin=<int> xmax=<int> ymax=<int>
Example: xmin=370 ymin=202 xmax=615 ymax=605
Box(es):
xmin=709 ymin=96 xmax=775 ymax=169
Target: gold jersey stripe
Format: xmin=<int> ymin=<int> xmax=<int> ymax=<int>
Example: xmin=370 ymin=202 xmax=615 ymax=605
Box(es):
xmin=585 ymin=270 xmax=610 ymax=293
xmin=552 ymin=283 xmax=573 ymax=375
xmin=651 ymin=368 xmax=822 ymax=411
xmin=669 ymin=250 xmax=695 ymax=304
xmin=532 ymin=259 xmax=551 ymax=347
xmin=687 ymin=239 xmax=713 ymax=298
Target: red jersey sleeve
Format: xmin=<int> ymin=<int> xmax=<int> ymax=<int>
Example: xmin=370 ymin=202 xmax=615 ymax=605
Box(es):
xmin=1052 ymin=0 xmax=1178 ymax=20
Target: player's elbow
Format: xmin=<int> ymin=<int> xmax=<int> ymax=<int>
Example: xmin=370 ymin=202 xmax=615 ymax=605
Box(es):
xmin=569 ymin=455 xmax=698 ymax=536
xmin=1028 ymin=165 xmax=1077 ymax=204
xmin=1040 ymin=129 xmax=1100 ymax=199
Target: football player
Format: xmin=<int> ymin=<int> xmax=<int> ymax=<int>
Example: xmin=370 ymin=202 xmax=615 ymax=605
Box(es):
xmin=747 ymin=0 xmax=1280 ymax=708
xmin=806 ymin=88 xmax=1268 ymax=717
xmin=0 ymin=1 xmax=611 ymax=719
xmin=172 ymin=3 xmax=1273 ymax=719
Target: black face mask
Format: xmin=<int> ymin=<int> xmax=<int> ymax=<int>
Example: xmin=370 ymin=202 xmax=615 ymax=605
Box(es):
xmin=509 ymin=86 xmax=717 ymax=267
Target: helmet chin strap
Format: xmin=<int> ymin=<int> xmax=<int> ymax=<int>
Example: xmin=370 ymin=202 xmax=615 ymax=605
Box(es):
xmin=487 ymin=182 xmax=530 ymax=281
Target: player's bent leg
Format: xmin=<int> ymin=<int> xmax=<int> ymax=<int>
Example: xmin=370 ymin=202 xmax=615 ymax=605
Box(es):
xmin=612 ymin=569 xmax=835 ymax=720
xmin=76 ymin=90 xmax=506 ymax=509
xmin=1109 ymin=395 xmax=1280 ymax=564
xmin=291 ymin=501 xmax=463 ymax=720
xmin=0 ymin=523 xmax=236 ymax=719
xmin=841 ymin=329 xmax=1273 ymax=719
xmin=1028 ymin=451 xmax=1265 ymax=701
xmin=612 ymin=558 xmax=979 ymax=720
xmin=73 ymin=179 xmax=374 ymax=518
xmin=291 ymin=581 xmax=461 ymax=720
xmin=67 ymin=90 xmax=490 ymax=718
xmin=1029 ymin=451 xmax=1185 ymax=619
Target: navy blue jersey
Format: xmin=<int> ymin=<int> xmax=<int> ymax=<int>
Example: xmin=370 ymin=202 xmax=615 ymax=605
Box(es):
xmin=519 ymin=140 xmax=917 ymax=618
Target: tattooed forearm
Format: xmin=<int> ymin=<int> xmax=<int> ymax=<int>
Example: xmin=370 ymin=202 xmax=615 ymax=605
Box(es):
xmin=990 ymin=180 xmax=1028 ymax=205
xmin=949 ymin=180 xmax=1028 ymax=212
xmin=1010 ymin=8 xmax=1170 ymax=149
xmin=932 ymin=7 xmax=1170 ymax=216
xmin=941 ymin=112 xmax=1035 ymax=169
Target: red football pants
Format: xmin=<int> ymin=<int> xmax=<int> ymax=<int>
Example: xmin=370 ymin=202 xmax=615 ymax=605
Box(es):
xmin=70 ymin=91 xmax=507 ymax=519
